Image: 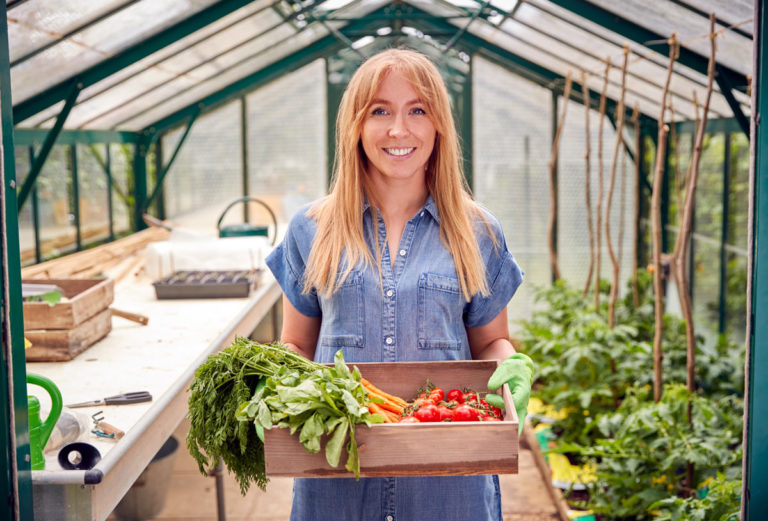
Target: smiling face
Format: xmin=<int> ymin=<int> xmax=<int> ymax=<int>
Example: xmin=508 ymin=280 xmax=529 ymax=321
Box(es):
xmin=360 ymin=70 xmax=437 ymax=188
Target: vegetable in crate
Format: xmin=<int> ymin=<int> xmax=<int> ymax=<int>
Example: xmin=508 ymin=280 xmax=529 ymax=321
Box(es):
xmin=186 ymin=337 xmax=384 ymax=494
xmin=237 ymin=349 xmax=384 ymax=477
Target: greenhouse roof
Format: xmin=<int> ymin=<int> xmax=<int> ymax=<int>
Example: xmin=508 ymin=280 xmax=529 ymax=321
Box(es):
xmin=8 ymin=0 xmax=753 ymax=136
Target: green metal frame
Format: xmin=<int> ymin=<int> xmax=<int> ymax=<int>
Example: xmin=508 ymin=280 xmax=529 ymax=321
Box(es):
xmin=744 ymin=1 xmax=767 ymax=516
xmin=1 ymin=4 xmax=32 ymax=520
xmin=14 ymin=128 xmax=140 ymax=146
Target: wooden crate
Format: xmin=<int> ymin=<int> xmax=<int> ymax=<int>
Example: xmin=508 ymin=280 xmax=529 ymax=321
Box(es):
xmin=22 ymin=278 xmax=114 ymax=330
xmin=24 ymin=308 xmax=112 ymax=362
xmin=264 ymin=360 xmax=518 ymax=478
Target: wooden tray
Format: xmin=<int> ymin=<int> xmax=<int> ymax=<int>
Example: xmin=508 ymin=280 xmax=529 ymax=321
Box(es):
xmin=264 ymin=360 xmax=518 ymax=478
xmin=22 ymin=278 xmax=114 ymax=330
xmin=25 ymin=308 xmax=112 ymax=362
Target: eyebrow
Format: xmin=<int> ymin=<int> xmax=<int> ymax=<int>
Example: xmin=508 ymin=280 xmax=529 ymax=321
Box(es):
xmin=370 ymin=98 xmax=423 ymax=106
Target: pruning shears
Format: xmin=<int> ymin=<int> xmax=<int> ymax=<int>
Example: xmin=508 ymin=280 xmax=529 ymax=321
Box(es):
xmin=66 ymin=391 xmax=152 ymax=408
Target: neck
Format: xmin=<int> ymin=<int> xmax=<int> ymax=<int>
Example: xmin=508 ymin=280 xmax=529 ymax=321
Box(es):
xmin=368 ymin=178 xmax=428 ymax=221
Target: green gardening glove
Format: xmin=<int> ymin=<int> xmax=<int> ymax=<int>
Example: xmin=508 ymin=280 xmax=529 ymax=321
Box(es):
xmin=254 ymin=378 xmax=266 ymax=442
xmin=486 ymin=353 xmax=534 ymax=435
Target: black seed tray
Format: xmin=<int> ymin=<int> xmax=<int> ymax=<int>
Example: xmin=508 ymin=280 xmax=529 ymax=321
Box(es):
xmin=152 ymin=269 xmax=261 ymax=299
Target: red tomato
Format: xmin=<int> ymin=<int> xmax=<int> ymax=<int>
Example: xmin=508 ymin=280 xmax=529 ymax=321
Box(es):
xmin=429 ymin=388 xmax=445 ymax=402
xmin=413 ymin=404 xmax=440 ymax=423
xmin=413 ymin=397 xmax=436 ymax=408
xmin=481 ymin=416 xmax=501 ymax=422
xmin=435 ymin=404 xmax=454 ymax=421
xmin=463 ymin=392 xmax=478 ymax=403
xmin=491 ymin=406 xmax=504 ymax=419
xmin=446 ymin=389 xmax=464 ymax=403
xmin=399 ymin=416 xmax=420 ymax=423
xmin=453 ymin=404 xmax=479 ymax=422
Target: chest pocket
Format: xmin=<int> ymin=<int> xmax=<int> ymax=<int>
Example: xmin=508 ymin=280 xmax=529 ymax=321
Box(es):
xmin=418 ymin=273 xmax=464 ymax=350
xmin=319 ymin=270 xmax=364 ymax=349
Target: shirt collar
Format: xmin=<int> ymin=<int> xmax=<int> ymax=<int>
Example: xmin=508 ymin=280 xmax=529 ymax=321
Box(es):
xmin=362 ymin=194 xmax=440 ymax=224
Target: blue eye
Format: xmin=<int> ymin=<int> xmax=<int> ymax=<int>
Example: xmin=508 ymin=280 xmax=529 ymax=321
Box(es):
xmin=412 ymin=107 xmax=427 ymax=115
xmin=371 ymin=107 xmax=388 ymax=116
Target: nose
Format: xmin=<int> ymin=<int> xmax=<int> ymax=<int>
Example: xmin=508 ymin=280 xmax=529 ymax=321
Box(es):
xmin=388 ymin=112 xmax=409 ymax=138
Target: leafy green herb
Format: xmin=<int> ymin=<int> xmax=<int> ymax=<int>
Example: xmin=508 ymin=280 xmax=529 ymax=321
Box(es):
xmin=237 ymin=349 xmax=382 ymax=479
xmin=187 ymin=338 xmax=381 ymax=495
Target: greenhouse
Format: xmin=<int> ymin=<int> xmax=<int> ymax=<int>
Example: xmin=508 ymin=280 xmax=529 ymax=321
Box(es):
xmin=0 ymin=0 xmax=765 ymax=520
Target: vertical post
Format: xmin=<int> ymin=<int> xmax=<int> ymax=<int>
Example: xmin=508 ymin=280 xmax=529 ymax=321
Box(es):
xmin=0 ymin=3 xmax=33 ymax=519
xmin=743 ymin=0 xmax=768 ymax=517
xmin=687 ymin=132 xmax=696 ymax=300
xmin=70 ymin=145 xmax=81 ymax=250
xmin=462 ymin=57 xmax=473 ymax=191
xmin=153 ymin=139 xmax=165 ymax=220
xmin=105 ymin=143 xmax=114 ymax=241
xmin=133 ymin=134 xmax=149 ymax=231
xmin=636 ymin=123 xmax=648 ymax=271
xmin=661 ymin=134 xmax=671 ymax=253
xmin=28 ymin=147 xmax=40 ymax=264
xmin=550 ymin=89 xmax=559 ymax=283
xmin=719 ymin=132 xmax=731 ymax=334
xmin=241 ymin=96 xmax=250 ymax=221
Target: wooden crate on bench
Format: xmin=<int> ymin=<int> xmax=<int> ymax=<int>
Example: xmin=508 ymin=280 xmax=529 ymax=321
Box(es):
xmin=23 ymin=278 xmax=114 ymax=362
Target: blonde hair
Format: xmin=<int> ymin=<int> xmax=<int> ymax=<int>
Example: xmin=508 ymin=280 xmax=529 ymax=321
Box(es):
xmin=304 ymin=48 xmax=491 ymax=301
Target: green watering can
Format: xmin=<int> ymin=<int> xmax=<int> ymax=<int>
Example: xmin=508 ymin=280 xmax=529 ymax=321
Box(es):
xmin=27 ymin=373 xmax=62 ymax=470
xmin=216 ymin=196 xmax=277 ymax=245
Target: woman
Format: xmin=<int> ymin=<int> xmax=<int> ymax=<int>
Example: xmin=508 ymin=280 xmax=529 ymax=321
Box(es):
xmin=266 ymin=48 xmax=532 ymax=521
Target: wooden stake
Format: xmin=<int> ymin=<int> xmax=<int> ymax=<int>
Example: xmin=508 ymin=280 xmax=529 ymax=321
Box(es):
xmin=651 ymin=34 xmax=679 ymax=403
xmin=632 ymin=104 xmax=641 ymax=308
xmin=581 ymin=70 xmax=596 ymax=297
xmin=605 ymin=45 xmax=630 ymax=328
xmin=595 ymin=58 xmax=611 ymax=308
xmin=547 ymin=72 xmax=573 ymax=282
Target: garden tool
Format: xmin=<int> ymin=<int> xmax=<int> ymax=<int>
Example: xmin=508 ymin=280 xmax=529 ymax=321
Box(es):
xmin=216 ymin=196 xmax=277 ymax=245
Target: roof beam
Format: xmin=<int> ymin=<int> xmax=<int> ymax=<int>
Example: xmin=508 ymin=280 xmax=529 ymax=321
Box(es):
xmin=13 ymin=0 xmax=255 ymax=124
xmin=546 ymin=0 xmax=748 ymax=91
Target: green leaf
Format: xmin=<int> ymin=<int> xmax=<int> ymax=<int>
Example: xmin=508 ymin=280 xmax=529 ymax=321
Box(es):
xmin=325 ymin=418 xmax=349 ymax=467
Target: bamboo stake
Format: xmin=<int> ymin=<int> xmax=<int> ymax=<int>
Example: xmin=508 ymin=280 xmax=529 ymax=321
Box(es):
xmin=547 ymin=72 xmax=573 ymax=282
xmin=595 ymin=58 xmax=611 ymax=308
xmin=651 ymin=34 xmax=679 ymax=403
xmin=581 ymin=70 xmax=596 ymax=297
xmin=632 ymin=105 xmax=641 ymax=308
xmin=605 ymin=45 xmax=630 ymax=328
xmin=674 ymin=14 xmax=717 ymax=397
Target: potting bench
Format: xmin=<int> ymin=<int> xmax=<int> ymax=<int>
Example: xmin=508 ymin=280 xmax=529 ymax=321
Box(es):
xmin=25 ymin=272 xmax=282 ymax=521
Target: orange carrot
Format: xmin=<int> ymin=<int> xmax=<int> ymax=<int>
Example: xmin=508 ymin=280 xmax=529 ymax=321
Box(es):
xmin=368 ymin=402 xmax=396 ymax=422
xmin=361 ymin=379 xmax=408 ymax=407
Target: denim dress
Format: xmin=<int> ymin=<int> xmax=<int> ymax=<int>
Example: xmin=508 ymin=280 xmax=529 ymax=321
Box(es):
xmin=266 ymin=195 xmax=523 ymax=521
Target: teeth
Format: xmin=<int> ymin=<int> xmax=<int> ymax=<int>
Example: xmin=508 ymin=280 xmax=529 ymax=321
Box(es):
xmin=385 ymin=147 xmax=414 ymax=156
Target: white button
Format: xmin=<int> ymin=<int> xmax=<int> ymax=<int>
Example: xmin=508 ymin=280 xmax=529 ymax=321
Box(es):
xmin=399 ymin=249 xmax=406 ymax=256
xmin=420 ymin=211 xmax=424 ymax=216
xmin=385 ymin=337 xmax=393 ymax=345
xmin=386 ymin=289 xmax=394 ymax=297
xmin=386 ymin=516 xmax=394 ymax=521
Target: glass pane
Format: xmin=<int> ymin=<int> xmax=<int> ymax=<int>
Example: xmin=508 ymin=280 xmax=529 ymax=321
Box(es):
xmin=77 ymin=144 xmax=111 ymax=245
xmin=677 ymin=0 xmax=753 ymax=36
xmin=162 ymin=102 xmax=243 ymax=228
xmin=120 ymin=24 xmax=330 ymax=130
xmin=8 ymin=0 xmax=134 ymax=61
xmin=691 ymin=133 xmax=725 ymax=337
xmin=472 ymin=56 xmax=551 ymax=327
xmin=11 ymin=0 xmax=220 ymax=104
xmin=583 ymin=0 xmax=752 ymax=77
xmin=15 ymin=146 xmax=36 ymax=266
xmin=246 ymin=59 xmax=327 ymax=225
xmin=557 ymin=96 xmax=635 ymax=294
xmin=33 ymin=145 xmax=77 ymax=260
xmin=109 ymin=143 xmax=134 ymax=233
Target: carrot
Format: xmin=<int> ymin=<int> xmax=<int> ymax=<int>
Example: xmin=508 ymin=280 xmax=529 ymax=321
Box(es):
xmin=368 ymin=402 xmax=398 ymax=423
xmin=361 ymin=378 xmax=408 ymax=407
xmin=364 ymin=388 xmax=405 ymax=414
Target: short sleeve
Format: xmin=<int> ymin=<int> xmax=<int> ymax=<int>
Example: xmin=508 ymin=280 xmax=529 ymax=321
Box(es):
xmin=464 ymin=210 xmax=524 ymax=328
xmin=265 ymin=207 xmax=322 ymax=317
